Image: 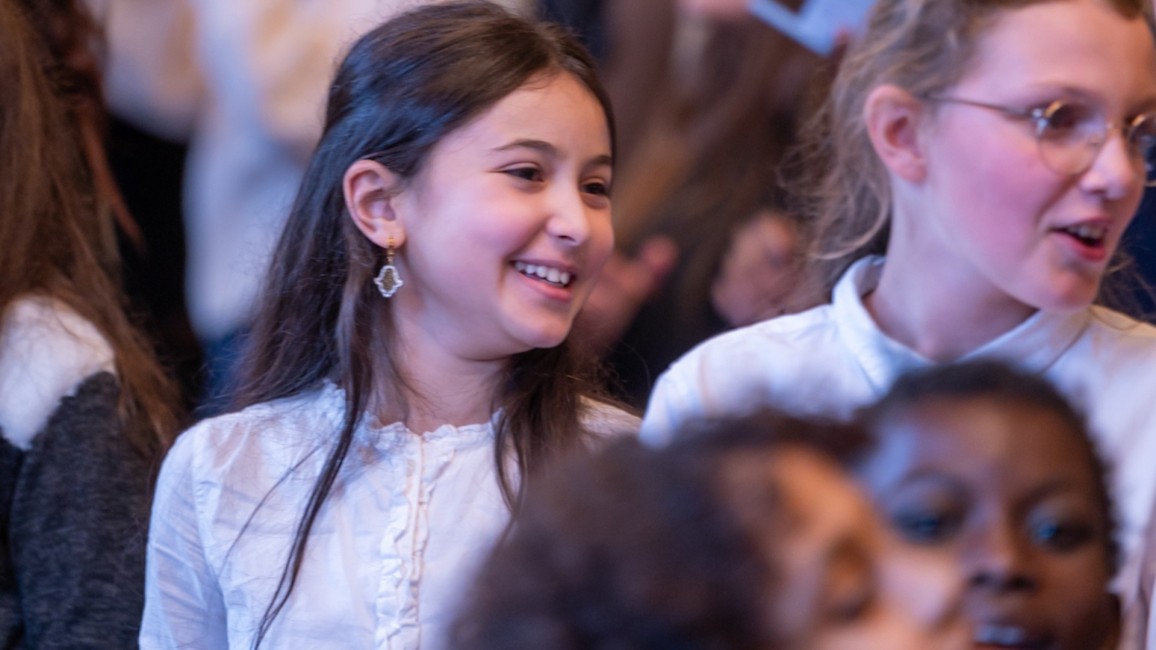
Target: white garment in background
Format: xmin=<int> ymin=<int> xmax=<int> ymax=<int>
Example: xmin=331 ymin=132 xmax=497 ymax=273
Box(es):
xmin=642 ymin=255 xmax=1156 ymax=609
xmin=141 ymin=382 xmax=636 ymax=649
xmin=95 ymin=0 xmax=533 ymax=341
xmin=0 ymin=296 xmax=115 ymax=448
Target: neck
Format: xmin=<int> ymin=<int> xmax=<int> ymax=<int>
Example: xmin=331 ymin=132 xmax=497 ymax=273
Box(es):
xmin=380 ymin=323 xmax=508 ymax=435
xmin=866 ymin=255 xmax=1037 ymax=362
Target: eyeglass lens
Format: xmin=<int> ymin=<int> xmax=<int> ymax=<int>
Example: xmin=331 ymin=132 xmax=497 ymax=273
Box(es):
xmin=1035 ymin=103 xmax=1156 ymax=187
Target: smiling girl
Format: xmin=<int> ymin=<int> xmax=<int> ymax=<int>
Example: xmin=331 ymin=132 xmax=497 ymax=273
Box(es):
xmin=641 ymin=0 xmax=1156 ymax=612
xmin=140 ymin=3 xmax=634 ymax=647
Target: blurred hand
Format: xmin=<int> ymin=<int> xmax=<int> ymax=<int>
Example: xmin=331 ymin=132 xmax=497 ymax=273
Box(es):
xmin=575 ymin=236 xmax=679 ymax=354
xmin=710 ymin=211 xmax=801 ymax=327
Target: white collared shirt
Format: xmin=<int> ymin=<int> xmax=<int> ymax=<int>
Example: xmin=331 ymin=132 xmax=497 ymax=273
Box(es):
xmin=142 ymin=382 xmax=636 ymax=649
xmin=643 ymin=256 xmax=1156 ymax=604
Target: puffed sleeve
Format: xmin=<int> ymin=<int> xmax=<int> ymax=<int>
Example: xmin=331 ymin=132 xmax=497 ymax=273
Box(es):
xmin=140 ymin=429 xmax=229 ymax=649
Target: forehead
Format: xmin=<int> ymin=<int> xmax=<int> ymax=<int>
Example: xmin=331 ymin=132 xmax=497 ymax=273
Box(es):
xmin=871 ymin=397 xmax=1098 ymax=489
xmin=433 ymin=71 xmax=611 ymax=158
xmin=956 ymin=0 xmax=1156 ymax=104
xmin=768 ymin=449 xmax=876 ymax=538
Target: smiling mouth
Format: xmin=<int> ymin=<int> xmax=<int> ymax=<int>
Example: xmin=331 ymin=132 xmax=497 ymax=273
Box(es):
xmin=514 ymin=261 xmax=573 ymax=288
xmin=974 ymin=623 xmax=1052 ymax=649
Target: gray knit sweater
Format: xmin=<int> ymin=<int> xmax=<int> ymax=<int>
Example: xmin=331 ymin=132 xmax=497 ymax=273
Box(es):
xmin=0 ymin=372 xmax=152 ymax=648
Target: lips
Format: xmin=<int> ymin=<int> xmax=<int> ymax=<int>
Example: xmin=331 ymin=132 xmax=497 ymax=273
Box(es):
xmin=1051 ymin=218 xmax=1113 ymax=264
xmin=513 ymin=260 xmax=574 ymax=288
xmin=1055 ymin=223 xmax=1107 ymax=248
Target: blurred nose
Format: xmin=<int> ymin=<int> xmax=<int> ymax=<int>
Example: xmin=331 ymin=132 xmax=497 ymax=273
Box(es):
xmin=961 ymin=518 xmax=1036 ymax=594
xmin=1080 ymin=129 xmax=1142 ymax=202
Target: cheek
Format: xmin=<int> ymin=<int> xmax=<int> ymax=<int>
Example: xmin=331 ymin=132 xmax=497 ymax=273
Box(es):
xmin=938 ymin=164 xmax=1066 ymax=286
xmin=588 ymin=216 xmax=615 ymax=272
xmin=931 ymin=123 xmax=1061 ymax=240
xmin=1044 ymin=552 xmax=1114 ymax=614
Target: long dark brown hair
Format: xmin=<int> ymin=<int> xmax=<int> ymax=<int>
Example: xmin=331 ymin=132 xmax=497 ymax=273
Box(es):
xmin=0 ymin=0 xmax=179 ymax=458
xmin=226 ymin=3 xmax=619 ymax=644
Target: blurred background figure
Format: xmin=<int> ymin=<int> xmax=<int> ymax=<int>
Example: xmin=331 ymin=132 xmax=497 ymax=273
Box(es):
xmin=550 ymin=0 xmax=829 ymax=406
xmin=91 ymin=0 xmax=533 ymax=411
xmin=0 ymin=0 xmax=181 ymax=643
xmin=453 ymin=411 xmax=968 ymax=649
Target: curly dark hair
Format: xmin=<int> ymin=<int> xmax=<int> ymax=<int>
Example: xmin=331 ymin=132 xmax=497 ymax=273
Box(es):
xmin=452 ymin=410 xmax=873 ymax=649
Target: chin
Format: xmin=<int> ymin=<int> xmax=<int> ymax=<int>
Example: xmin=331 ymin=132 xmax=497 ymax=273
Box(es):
xmin=511 ymin=323 xmax=572 ymax=352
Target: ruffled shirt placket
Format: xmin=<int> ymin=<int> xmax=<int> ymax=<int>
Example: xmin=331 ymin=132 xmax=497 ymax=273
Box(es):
xmin=376 ymin=426 xmax=460 ymax=650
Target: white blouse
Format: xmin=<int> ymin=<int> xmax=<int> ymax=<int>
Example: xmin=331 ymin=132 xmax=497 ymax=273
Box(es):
xmin=141 ymin=382 xmax=636 ymax=649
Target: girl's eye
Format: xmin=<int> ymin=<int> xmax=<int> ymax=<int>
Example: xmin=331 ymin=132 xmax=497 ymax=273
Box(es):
xmin=1128 ymin=114 xmax=1156 ymax=159
xmin=821 ymin=542 xmax=875 ymax=626
xmin=505 ymin=167 xmax=543 ymax=182
xmin=1028 ymin=517 xmax=1094 ymax=553
xmin=581 ymin=180 xmax=610 ymax=197
xmin=1037 ymin=101 xmax=1092 ymax=138
xmin=891 ymin=507 xmax=962 ymax=544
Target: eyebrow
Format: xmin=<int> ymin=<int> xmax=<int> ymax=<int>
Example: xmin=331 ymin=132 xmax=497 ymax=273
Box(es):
xmin=493 ymin=139 xmax=613 ymax=168
xmin=1022 ymin=476 xmax=1095 ymax=504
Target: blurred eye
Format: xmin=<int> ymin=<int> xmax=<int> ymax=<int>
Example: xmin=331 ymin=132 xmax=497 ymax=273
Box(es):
xmin=581 ymin=180 xmax=611 ymax=197
xmin=1028 ymin=515 xmax=1095 ymax=553
xmin=891 ymin=507 xmax=963 ymax=545
xmin=505 ymin=166 xmax=543 ymax=182
xmin=827 ymin=585 xmax=872 ymax=625
xmin=1035 ymin=101 xmax=1094 ymax=140
xmin=822 ymin=541 xmax=875 ymax=625
xmin=1127 ymin=113 xmax=1156 ymax=162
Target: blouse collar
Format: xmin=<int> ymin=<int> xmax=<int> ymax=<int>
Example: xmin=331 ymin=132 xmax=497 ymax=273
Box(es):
xmin=831 ymin=256 xmax=1090 ymax=391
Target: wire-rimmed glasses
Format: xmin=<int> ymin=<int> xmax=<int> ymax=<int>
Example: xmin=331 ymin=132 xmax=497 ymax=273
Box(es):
xmin=923 ymin=96 xmax=1156 ymax=188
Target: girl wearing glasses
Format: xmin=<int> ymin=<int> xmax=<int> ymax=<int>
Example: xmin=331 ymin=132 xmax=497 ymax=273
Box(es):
xmin=642 ymin=0 xmax=1156 ymax=631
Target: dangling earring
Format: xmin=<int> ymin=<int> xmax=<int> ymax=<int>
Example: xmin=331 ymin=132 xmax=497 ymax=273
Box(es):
xmin=374 ymin=237 xmax=404 ymax=298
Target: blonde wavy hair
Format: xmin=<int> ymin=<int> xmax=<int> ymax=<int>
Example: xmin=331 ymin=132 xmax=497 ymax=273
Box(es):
xmin=790 ymin=0 xmax=1155 ymax=305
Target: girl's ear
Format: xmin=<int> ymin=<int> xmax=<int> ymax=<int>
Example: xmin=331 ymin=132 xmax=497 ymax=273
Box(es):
xmin=344 ymin=159 xmax=407 ymax=249
xmin=864 ymin=84 xmax=928 ymax=183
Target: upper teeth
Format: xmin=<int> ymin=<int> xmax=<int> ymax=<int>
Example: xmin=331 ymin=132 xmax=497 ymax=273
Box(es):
xmin=1068 ymin=224 xmax=1106 ymax=241
xmin=514 ymin=261 xmax=572 ymax=286
xmin=975 ymin=624 xmax=1031 ymax=646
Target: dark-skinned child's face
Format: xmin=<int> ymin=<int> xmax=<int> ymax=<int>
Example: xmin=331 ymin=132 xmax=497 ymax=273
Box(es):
xmin=860 ymin=396 xmax=1117 ymax=650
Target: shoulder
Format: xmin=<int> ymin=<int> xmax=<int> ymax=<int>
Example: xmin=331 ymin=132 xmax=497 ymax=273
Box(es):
xmin=162 ymin=384 xmax=344 ymax=487
xmin=1066 ymin=307 xmax=1156 ymax=373
xmin=0 ymin=296 xmax=116 ymax=449
xmin=1083 ymin=307 xmax=1156 ymax=344
xmin=658 ymin=305 xmax=841 ymax=392
xmin=641 ymin=305 xmax=848 ymax=443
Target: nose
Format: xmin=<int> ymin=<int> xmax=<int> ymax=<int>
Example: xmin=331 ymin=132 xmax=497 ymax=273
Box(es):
xmin=961 ymin=518 xmax=1037 ymax=594
xmin=1079 ymin=128 xmax=1143 ymax=202
xmin=546 ymin=186 xmax=594 ymax=247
